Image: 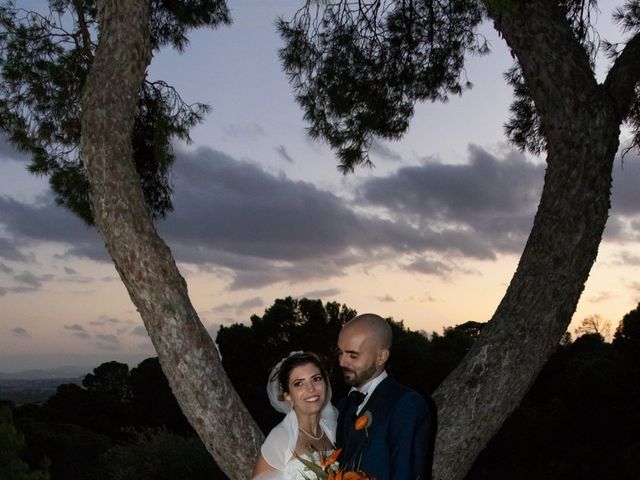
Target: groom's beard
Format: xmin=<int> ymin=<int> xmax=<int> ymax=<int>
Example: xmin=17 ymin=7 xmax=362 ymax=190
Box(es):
xmin=342 ymin=361 xmax=378 ymax=388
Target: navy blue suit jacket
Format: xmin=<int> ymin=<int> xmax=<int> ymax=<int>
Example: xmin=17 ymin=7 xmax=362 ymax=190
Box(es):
xmin=336 ymin=376 xmax=436 ymax=480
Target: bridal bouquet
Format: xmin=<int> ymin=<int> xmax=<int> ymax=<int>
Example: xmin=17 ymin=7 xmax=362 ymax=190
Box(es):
xmin=296 ymin=448 xmax=373 ymax=480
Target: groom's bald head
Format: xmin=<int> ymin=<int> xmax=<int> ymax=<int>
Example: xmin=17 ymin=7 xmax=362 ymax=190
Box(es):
xmin=338 ymin=313 xmax=392 ymax=387
xmin=343 ymin=313 xmax=392 ymax=349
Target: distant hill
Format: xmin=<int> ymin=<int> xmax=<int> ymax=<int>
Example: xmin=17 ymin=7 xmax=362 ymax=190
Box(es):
xmin=0 ymin=365 xmax=90 ymax=380
xmin=0 ymin=376 xmax=83 ymax=405
xmin=0 ymin=366 xmax=88 ymax=404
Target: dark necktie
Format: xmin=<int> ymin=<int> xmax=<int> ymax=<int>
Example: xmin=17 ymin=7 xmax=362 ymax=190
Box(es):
xmin=348 ymin=390 xmax=366 ymax=408
xmin=346 ymin=390 xmax=366 ymax=424
xmin=343 ymin=390 xmax=367 ymax=463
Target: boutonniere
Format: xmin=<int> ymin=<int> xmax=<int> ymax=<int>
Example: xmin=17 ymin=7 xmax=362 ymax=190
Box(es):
xmin=354 ymin=410 xmax=372 ymax=436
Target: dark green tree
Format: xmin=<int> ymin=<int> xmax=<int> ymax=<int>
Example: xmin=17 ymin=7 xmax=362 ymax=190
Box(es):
xmin=0 ymin=0 xmax=229 ymax=223
xmin=468 ymin=308 xmax=640 ymax=480
xmin=129 ymin=357 xmax=193 ymax=435
xmin=278 ymin=2 xmax=640 ymax=477
xmin=105 ymin=428 xmax=225 ymax=480
xmin=613 ymin=302 xmax=640 ymax=353
xmin=0 ymin=403 xmax=48 ymax=480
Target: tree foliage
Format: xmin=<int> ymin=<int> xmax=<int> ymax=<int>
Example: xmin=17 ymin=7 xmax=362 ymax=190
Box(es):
xmin=105 ymin=428 xmax=219 ymax=480
xmin=0 ymin=403 xmax=48 ymax=480
xmin=0 ymin=0 xmax=230 ymax=223
xmin=278 ymin=0 xmax=640 ymax=165
xmin=573 ymin=313 xmax=612 ymax=340
xmin=278 ymin=0 xmax=488 ymax=172
xmin=613 ymin=302 xmax=640 ymax=354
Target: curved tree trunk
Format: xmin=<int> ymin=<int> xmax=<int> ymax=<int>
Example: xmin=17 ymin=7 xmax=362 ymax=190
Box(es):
xmin=79 ymin=1 xmax=263 ymax=478
xmin=432 ymin=2 xmax=640 ymax=479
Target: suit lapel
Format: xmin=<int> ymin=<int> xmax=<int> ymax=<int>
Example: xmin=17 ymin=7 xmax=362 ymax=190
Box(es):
xmin=343 ymin=377 xmax=395 ymax=466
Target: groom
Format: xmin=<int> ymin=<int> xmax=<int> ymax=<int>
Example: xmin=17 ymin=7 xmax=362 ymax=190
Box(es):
xmin=336 ymin=313 xmax=436 ymax=480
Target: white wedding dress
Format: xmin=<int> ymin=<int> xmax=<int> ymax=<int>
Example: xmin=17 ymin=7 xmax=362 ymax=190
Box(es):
xmin=258 ymin=406 xmax=338 ymax=480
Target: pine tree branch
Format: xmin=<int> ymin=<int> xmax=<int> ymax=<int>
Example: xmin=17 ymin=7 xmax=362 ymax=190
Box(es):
xmin=72 ymin=0 xmax=95 ymax=60
xmin=604 ymin=31 xmax=640 ymax=123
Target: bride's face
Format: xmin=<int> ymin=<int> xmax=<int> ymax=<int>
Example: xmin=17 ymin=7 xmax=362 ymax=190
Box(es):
xmin=283 ymin=363 xmax=327 ymax=414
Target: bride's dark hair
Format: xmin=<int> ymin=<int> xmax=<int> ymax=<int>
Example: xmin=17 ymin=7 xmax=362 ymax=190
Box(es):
xmin=273 ymin=352 xmax=329 ymax=399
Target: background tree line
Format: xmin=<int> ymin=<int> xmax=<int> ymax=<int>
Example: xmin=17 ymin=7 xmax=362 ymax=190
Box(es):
xmin=1 ymin=297 xmax=639 ymax=480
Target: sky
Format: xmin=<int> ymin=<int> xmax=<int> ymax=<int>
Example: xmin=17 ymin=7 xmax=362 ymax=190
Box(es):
xmin=1 ymin=1 xmax=640 ymax=373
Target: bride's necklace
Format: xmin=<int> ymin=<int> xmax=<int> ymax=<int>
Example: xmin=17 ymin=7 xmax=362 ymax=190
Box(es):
xmin=298 ymin=425 xmax=324 ymax=441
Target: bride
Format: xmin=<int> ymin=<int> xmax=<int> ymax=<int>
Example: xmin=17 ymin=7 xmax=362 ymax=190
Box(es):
xmin=253 ymin=351 xmax=338 ymax=480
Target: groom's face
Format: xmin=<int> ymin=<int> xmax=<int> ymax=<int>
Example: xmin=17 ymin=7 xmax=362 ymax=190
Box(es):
xmin=337 ymin=326 xmax=381 ymax=388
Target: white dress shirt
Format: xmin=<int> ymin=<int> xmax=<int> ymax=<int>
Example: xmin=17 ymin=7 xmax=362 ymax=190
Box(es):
xmin=350 ymin=370 xmax=388 ymax=415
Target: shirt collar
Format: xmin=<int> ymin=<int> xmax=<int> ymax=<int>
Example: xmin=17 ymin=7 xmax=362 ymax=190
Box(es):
xmin=350 ymin=370 xmax=387 ymax=413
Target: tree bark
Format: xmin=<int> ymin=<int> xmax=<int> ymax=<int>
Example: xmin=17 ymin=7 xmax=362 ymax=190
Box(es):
xmin=79 ymin=1 xmax=263 ymax=478
xmin=431 ymin=2 xmax=631 ymax=479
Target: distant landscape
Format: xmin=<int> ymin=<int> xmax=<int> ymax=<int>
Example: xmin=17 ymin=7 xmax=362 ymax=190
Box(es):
xmin=0 ymin=366 xmax=87 ymax=404
xmin=0 ymin=377 xmax=82 ymax=405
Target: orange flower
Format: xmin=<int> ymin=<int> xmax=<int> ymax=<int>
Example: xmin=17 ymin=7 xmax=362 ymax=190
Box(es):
xmin=323 ymin=448 xmax=342 ymax=469
xmin=343 ymin=472 xmax=371 ymax=480
xmin=354 ymin=415 xmax=368 ymax=431
xmin=355 ymin=410 xmax=372 ymax=431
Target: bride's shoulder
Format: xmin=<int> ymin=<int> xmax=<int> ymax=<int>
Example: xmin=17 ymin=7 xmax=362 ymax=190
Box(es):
xmin=261 ymin=415 xmax=296 ymax=470
xmin=264 ymin=418 xmax=290 ymax=446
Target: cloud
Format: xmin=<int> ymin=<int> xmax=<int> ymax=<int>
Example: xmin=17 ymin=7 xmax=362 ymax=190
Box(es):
xmin=64 ymin=324 xmax=86 ymax=332
xmin=298 ymin=288 xmax=341 ymax=299
xmin=96 ymin=334 xmax=119 ymax=344
xmin=376 ymin=294 xmax=395 ymax=302
xmin=12 ymin=327 xmax=31 ymax=338
xmin=98 ymin=315 xmax=122 ymax=324
xmin=64 ymin=266 xmax=78 ymax=274
xmin=0 ymin=237 xmax=32 ymax=262
xmin=370 ymin=139 xmax=402 ymax=162
xmin=405 ymin=257 xmax=453 ymax=277
xmin=0 ymin=194 xmax=106 ymax=262
xmin=588 ymin=291 xmax=614 ymax=303
xmin=0 ymin=146 xmax=535 ymax=290
xmin=96 ymin=333 xmax=121 ymax=351
xmin=611 ymin=153 xmax=640 ymax=216
xmin=0 ymin=262 xmax=13 ymax=274
xmin=212 ymin=296 xmax=264 ymax=316
xmin=5 ymin=144 xmax=636 ymax=292
xmin=359 ymin=145 xmax=545 ymax=256
xmin=131 ymin=325 xmax=149 ymax=336
xmin=274 ymin=145 xmax=294 ymax=163
xmin=222 ymin=123 xmax=266 ymax=139
xmin=616 ymin=250 xmax=640 ymax=266
xmin=599 ymin=153 xmax=640 ymax=241
xmin=156 ymin=147 xmax=470 ymax=288
xmin=0 ymin=135 xmax=29 ymax=163
xmin=13 ymin=271 xmax=54 ymax=288
xmin=0 ymin=286 xmax=35 ymax=296
xmin=64 ymin=323 xmax=91 ymax=340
